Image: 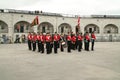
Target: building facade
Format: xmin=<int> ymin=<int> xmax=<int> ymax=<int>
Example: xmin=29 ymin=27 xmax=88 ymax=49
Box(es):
xmin=0 ymin=9 xmax=120 ymax=43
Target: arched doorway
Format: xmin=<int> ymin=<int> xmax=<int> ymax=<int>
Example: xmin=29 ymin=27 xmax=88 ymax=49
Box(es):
xmin=58 ymin=23 xmax=72 ymax=34
xmin=84 ymin=24 xmax=100 ymax=33
xmin=38 ymin=22 xmax=54 ymax=33
xmin=104 ymin=24 xmax=118 ymax=42
xmin=14 ymin=21 xmax=31 ymax=33
xmin=0 ymin=20 xmax=8 ymax=33
xmin=104 ymin=24 xmax=118 ymax=34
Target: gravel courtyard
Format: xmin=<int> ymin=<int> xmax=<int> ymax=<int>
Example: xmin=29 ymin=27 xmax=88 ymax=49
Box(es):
xmin=0 ymin=42 xmax=120 ymax=80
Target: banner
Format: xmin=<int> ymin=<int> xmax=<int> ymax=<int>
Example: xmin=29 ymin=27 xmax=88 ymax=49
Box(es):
xmin=31 ymin=16 xmax=39 ymax=33
xmin=31 ymin=16 xmax=39 ymax=27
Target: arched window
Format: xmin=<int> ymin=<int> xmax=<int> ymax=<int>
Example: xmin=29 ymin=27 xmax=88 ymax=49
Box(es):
xmin=104 ymin=24 xmax=118 ymax=34
xmin=38 ymin=22 xmax=54 ymax=33
xmin=14 ymin=21 xmax=30 ymax=33
xmin=84 ymin=24 xmax=100 ymax=33
xmin=58 ymin=23 xmax=72 ymax=34
xmin=0 ymin=20 xmax=8 ymax=33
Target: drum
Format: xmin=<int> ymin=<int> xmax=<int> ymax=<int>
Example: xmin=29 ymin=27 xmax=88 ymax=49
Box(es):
xmin=61 ymin=41 xmax=65 ymax=45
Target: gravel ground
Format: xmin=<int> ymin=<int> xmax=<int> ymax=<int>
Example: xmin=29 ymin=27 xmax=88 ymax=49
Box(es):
xmin=0 ymin=42 xmax=120 ymax=80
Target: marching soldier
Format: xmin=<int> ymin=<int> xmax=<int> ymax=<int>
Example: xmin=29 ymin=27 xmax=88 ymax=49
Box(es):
xmin=84 ymin=32 xmax=86 ymax=50
xmin=27 ymin=32 xmax=32 ymax=50
xmin=45 ymin=32 xmax=52 ymax=54
xmin=71 ymin=34 xmax=76 ymax=50
xmin=57 ymin=33 xmax=61 ymax=48
xmin=85 ymin=32 xmax=90 ymax=51
xmin=80 ymin=33 xmax=83 ymax=49
xmin=37 ymin=32 xmax=45 ymax=53
xmin=53 ymin=32 xmax=59 ymax=53
xmin=66 ymin=32 xmax=72 ymax=53
xmin=60 ymin=33 xmax=65 ymax=52
xmin=91 ymin=31 xmax=96 ymax=51
xmin=50 ymin=33 xmax=53 ymax=53
xmin=32 ymin=32 xmax=37 ymax=51
xmin=39 ymin=32 xmax=45 ymax=53
xmin=75 ymin=32 xmax=79 ymax=49
xmin=77 ymin=33 xmax=83 ymax=52
xmin=37 ymin=32 xmax=41 ymax=52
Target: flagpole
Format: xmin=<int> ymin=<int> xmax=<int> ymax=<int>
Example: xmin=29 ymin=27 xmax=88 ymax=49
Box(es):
xmin=33 ymin=25 xmax=38 ymax=33
xmin=56 ymin=15 xmax=58 ymax=33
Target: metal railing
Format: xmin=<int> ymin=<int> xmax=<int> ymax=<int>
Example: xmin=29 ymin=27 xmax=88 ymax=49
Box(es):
xmin=1 ymin=9 xmax=120 ymax=18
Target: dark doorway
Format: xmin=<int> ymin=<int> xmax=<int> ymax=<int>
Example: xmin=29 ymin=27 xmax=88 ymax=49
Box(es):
xmin=89 ymin=28 xmax=92 ymax=33
xmin=61 ymin=27 xmax=64 ymax=33
xmin=20 ymin=26 xmax=24 ymax=32
xmin=42 ymin=26 xmax=45 ymax=33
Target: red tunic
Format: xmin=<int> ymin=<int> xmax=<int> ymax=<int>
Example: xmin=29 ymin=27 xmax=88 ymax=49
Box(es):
xmin=85 ymin=35 xmax=90 ymax=41
xmin=27 ymin=34 xmax=32 ymax=40
xmin=45 ymin=35 xmax=52 ymax=42
xmin=53 ymin=35 xmax=59 ymax=41
xmin=57 ymin=34 xmax=61 ymax=41
xmin=40 ymin=35 xmax=45 ymax=42
xmin=71 ymin=36 xmax=76 ymax=42
xmin=91 ymin=33 xmax=96 ymax=40
xmin=78 ymin=35 xmax=82 ymax=41
xmin=67 ymin=35 xmax=71 ymax=41
xmin=37 ymin=35 xmax=40 ymax=41
xmin=32 ymin=35 xmax=37 ymax=42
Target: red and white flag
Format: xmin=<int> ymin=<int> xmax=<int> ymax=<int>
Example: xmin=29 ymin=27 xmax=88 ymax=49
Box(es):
xmin=77 ymin=17 xmax=80 ymax=29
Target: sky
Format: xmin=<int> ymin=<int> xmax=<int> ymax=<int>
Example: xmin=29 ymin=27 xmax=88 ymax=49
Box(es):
xmin=0 ymin=0 xmax=120 ymax=15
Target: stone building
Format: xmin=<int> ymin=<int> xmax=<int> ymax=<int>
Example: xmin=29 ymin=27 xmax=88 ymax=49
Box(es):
xmin=0 ymin=9 xmax=120 ymax=43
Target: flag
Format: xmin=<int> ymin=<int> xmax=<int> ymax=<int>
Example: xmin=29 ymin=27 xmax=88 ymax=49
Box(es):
xmin=77 ymin=17 xmax=80 ymax=29
xmin=31 ymin=16 xmax=39 ymax=27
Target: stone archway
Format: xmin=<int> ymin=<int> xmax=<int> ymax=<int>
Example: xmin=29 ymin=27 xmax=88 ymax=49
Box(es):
xmin=0 ymin=20 xmax=8 ymax=33
xmin=84 ymin=24 xmax=100 ymax=33
xmin=38 ymin=22 xmax=54 ymax=33
xmin=104 ymin=24 xmax=118 ymax=34
xmin=14 ymin=21 xmax=31 ymax=33
xmin=58 ymin=23 xmax=72 ymax=34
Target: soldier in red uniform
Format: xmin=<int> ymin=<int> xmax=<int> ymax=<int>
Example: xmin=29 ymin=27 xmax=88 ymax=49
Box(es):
xmin=77 ymin=33 xmax=83 ymax=52
xmin=85 ymin=32 xmax=90 ymax=51
xmin=75 ymin=32 xmax=79 ymax=49
xmin=80 ymin=33 xmax=83 ymax=49
xmin=53 ymin=32 xmax=59 ymax=53
xmin=40 ymin=32 xmax=45 ymax=53
xmin=57 ymin=33 xmax=61 ymax=48
xmin=27 ymin=32 xmax=32 ymax=50
xmin=45 ymin=32 xmax=52 ymax=54
xmin=66 ymin=32 xmax=72 ymax=53
xmin=91 ymin=31 xmax=96 ymax=51
xmin=37 ymin=32 xmax=41 ymax=52
xmin=32 ymin=32 xmax=37 ymax=51
xmin=71 ymin=34 xmax=76 ymax=50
